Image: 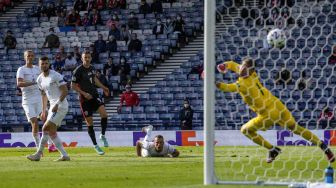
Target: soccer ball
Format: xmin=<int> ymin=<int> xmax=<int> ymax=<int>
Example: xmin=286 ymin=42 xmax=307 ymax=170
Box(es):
xmin=266 ymin=28 xmax=286 ymax=49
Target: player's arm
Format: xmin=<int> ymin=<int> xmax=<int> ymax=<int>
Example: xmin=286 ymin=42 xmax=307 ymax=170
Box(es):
xmin=136 ymin=141 xmax=143 ymax=157
xmin=171 ymin=149 xmax=180 ymax=158
xmin=17 ymin=77 xmax=37 ymax=87
xmin=94 ymin=76 xmax=109 ymax=94
xmin=217 ymin=61 xmax=240 ymax=74
xmin=216 ymin=81 xmax=239 ymax=92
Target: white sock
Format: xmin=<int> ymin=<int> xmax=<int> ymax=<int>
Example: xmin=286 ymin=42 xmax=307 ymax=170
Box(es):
xmin=38 ymin=132 xmax=49 ymax=153
xmin=32 ymin=133 xmax=40 ymax=150
xmin=48 ymin=138 xmax=54 ymax=147
xmin=51 ymin=135 xmax=68 ymax=157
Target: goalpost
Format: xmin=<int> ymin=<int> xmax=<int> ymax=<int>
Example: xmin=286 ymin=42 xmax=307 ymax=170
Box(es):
xmin=204 ymin=0 xmax=334 ymax=186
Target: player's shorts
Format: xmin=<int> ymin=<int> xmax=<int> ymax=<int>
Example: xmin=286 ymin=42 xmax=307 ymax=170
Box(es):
xmin=47 ymin=108 xmax=68 ymax=127
xmin=22 ymin=103 xmax=42 ymax=122
xmin=80 ymin=97 xmax=104 ymax=118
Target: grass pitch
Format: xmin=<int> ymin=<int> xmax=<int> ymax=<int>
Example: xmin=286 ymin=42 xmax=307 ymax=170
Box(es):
xmin=0 ymin=146 xmax=332 ymax=188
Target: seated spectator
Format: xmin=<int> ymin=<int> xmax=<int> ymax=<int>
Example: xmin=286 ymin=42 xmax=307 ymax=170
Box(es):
xmin=43 ymin=28 xmax=60 ymax=48
xmin=66 ymin=9 xmax=81 ymax=26
xmin=106 ymin=35 xmax=118 ymax=53
xmin=74 ymin=0 xmax=87 ymax=12
xmin=275 ymin=68 xmax=292 ymax=87
xmin=151 ymin=0 xmax=163 ymax=14
xmin=108 ymin=24 xmax=121 ymax=40
xmin=119 ymin=56 xmax=131 ymax=78
xmin=73 ymin=46 xmax=82 ymax=63
xmin=318 ymin=106 xmax=335 ymax=129
xmin=104 ymin=58 xmax=119 ymax=77
xmin=96 ymin=0 xmax=105 ymax=10
xmin=128 ymin=33 xmax=142 ymax=53
xmin=3 ymin=30 xmax=16 ymax=53
xmin=164 ymin=17 xmax=174 ymax=35
xmin=89 ymin=44 xmax=100 ymax=64
xmin=57 ymin=11 xmax=66 ymax=27
xmin=328 ymin=45 xmax=336 ymax=65
xmin=81 ymin=13 xmax=90 ymax=26
xmin=95 ymin=70 xmax=110 ymax=98
xmin=139 ymin=0 xmax=151 ymax=15
xmin=152 ymin=19 xmax=164 ymax=36
xmin=52 ymin=53 xmax=65 ymax=72
xmin=56 ymin=1 xmax=66 ymax=14
xmin=107 ymin=0 xmax=119 ymax=9
xmin=32 ymin=1 xmax=46 ymax=18
xmin=296 ymin=71 xmax=312 ymax=91
xmin=118 ymin=84 xmax=140 ymax=111
xmin=179 ymin=99 xmax=193 ymax=130
xmin=46 ymin=3 xmax=56 ymax=18
xmin=87 ymin=0 xmax=97 ymax=12
xmin=106 ymin=14 xmax=119 ymax=29
xmin=89 ymin=9 xmax=103 ymax=26
xmin=94 ymin=34 xmax=107 ymax=54
xmin=58 ymin=46 xmax=67 ymax=60
xmin=188 ymin=63 xmax=203 ymax=79
xmin=128 ymin=12 xmax=139 ymax=30
xmin=64 ymin=52 xmax=77 ymax=71
xmin=120 ymin=24 xmax=131 ymax=43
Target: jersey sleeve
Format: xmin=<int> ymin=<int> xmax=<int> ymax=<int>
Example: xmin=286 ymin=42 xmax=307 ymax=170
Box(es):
xmin=54 ymin=72 xmax=67 ymax=87
xmin=71 ymin=67 xmax=80 ymax=83
xmin=217 ymin=82 xmax=239 ymax=92
xmin=166 ymin=143 xmax=176 ymax=155
xmin=224 ymin=61 xmax=240 ymax=74
xmin=142 ymin=141 xmax=153 ymax=150
xmin=36 ymin=76 xmax=42 ymax=90
xmin=16 ymin=67 xmax=23 ymax=79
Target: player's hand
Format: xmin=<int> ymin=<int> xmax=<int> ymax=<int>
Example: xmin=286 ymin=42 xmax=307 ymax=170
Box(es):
xmin=103 ymin=87 xmax=110 ymax=96
xmin=215 ymin=81 xmax=221 ymax=89
xmin=52 ymin=104 xmax=58 ymax=112
xmin=84 ymin=92 xmax=92 ymax=100
xmin=41 ymin=111 xmax=47 ymax=122
xmin=217 ymin=63 xmax=226 ymax=74
xmin=201 ymin=70 xmax=205 ymax=80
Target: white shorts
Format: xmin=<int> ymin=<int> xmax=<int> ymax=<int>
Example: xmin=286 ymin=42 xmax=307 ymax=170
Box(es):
xmin=47 ymin=109 xmax=68 ymax=127
xmin=22 ymin=103 xmax=42 ymax=122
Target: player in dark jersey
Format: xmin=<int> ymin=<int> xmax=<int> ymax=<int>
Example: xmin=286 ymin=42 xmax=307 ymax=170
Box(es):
xmin=71 ymin=51 xmax=110 ymax=155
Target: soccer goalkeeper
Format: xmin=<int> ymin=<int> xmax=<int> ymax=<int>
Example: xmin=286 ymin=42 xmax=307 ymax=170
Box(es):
xmin=215 ymin=58 xmax=335 ymax=163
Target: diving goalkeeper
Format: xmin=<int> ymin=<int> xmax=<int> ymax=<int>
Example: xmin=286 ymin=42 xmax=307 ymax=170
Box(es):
xmin=215 ymin=58 xmax=335 ymax=163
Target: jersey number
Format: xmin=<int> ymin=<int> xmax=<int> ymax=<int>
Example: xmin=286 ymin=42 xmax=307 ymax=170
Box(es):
xmin=256 ymin=83 xmax=264 ymax=96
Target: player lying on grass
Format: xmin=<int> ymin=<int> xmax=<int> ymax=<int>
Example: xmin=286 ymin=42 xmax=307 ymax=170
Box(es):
xmin=27 ymin=56 xmax=70 ymax=161
xmin=215 ymin=57 xmax=335 ymax=163
xmin=136 ymin=125 xmax=179 ymax=157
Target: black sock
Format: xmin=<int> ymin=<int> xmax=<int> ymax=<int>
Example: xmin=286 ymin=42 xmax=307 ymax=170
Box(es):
xmin=88 ymin=126 xmax=97 ymax=145
xmin=101 ymin=118 xmax=107 ymax=135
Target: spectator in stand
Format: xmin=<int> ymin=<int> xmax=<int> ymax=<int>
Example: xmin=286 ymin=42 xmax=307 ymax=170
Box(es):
xmin=188 ymin=63 xmax=203 ymax=79
xmin=52 ymin=53 xmax=65 ymax=73
xmin=32 ymin=1 xmax=46 ymax=18
xmin=173 ymin=14 xmax=185 ymax=36
xmin=139 ymin=0 xmax=151 ymax=15
xmin=275 ymin=68 xmax=292 ymax=87
xmin=152 ymin=18 xmax=164 ymax=36
xmin=107 ymin=0 xmax=119 ymax=9
xmin=164 ymin=17 xmax=174 ymax=35
xmin=296 ymin=71 xmax=313 ymax=91
xmin=118 ymin=84 xmax=139 ymax=111
xmin=120 ymin=24 xmax=131 ymax=43
xmin=43 ymin=28 xmax=60 ymax=49
xmin=66 ymin=9 xmax=81 ymax=26
xmin=81 ymin=13 xmax=90 ymax=26
xmin=151 ymin=0 xmax=163 ymax=14
xmin=266 ymin=8 xmax=279 ymax=26
xmin=74 ymin=0 xmax=87 ymax=12
xmin=3 ymin=30 xmax=16 ymax=53
xmin=106 ymin=14 xmax=119 ymax=29
xmin=87 ymin=0 xmax=97 ymax=12
xmin=106 ymin=35 xmax=118 ymax=53
xmin=57 ymin=11 xmax=66 ymax=27
xmin=328 ymin=45 xmax=336 ymax=65
xmin=90 ymin=9 xmax=103 ymax=26
xmin=95 ymin=70 xmax=110 ymax=98
xmin=94 ymin=34 xmax=107 ymax=54
xmin=58 ymin=46 xmax=67 ymax=61
xmin=96 ymin=0 xmax=105 ymax=11
xmin=119 ymin=56 xmax=131 ymax=78
xmin=46 ymin=3 xmax=56 ymax=18
xmin=128 ymin=11 xmax=139 ymax=30
xmin=128 ymin=33 xmax=142 ymax=53
xmin=108 ymin=24 xmax=121 ymax=40
xmin=56 ymin=1 xmax=66 ymax=14
xmin=179 ymin=99 xmax=194 ymax=130
xmin=318 ymin=106 xmax=335 ymax=129
xmin=103 ymin=58 xmax=119 ymax=78
xmin=73 ymin=46 xmax=82 ymax=64
xmin=64 ymin=52 xmax=77 ymax=71
xmin=89 ymin=44 xmax=100 ymax=64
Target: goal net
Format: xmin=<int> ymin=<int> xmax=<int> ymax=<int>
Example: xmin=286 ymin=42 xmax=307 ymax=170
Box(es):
xmin=204 ymin=0 xmax=336 ymax=186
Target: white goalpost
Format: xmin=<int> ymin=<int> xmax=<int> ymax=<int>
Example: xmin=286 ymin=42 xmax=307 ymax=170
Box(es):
xmin=203 ymin=0 xmax=335 ymax=187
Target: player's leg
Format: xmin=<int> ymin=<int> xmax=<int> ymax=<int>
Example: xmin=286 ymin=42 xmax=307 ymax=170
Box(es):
xmin=96 ymin=104 xmax=109 ymax=147
xmin=26 ymin=122 xmax=50 ymax=161
xmin=142 ymin=125 xmax=153 ymax=142
xmin=23 ymin=104 xmax=40 ymax=150
xmin=279 ymin=110 xmax=335 ymax=162
xmin=81 ymin=100 xmax=104 ymax=155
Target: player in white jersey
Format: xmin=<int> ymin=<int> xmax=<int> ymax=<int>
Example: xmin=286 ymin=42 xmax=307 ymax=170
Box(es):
xmin=16 ymin=50 xmax=56 ymax=152
xmin=136 ymin=125 xmax=179 ymax=157
xmin=27 ymin=56 xmax=70 ymax=161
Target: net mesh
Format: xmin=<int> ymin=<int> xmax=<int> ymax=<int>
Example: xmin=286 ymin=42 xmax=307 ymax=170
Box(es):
xmin=213 ymin=0 xmax=336 ymax=183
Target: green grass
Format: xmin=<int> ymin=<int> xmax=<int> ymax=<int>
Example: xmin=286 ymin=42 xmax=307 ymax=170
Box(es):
xmin=0 ymin=146 xmax=333 ymax=188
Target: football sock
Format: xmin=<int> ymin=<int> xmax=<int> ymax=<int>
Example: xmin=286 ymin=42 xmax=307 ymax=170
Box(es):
xmin=32 ymin=132 xmax=40 ymax=149
xmin=88 ymin=126 xmax=97 ymax=145
xmin=50 ymin=134 xmax=68 ymax=157
xmin=38 ymin=132 xmax=49 ymax=153
xmin=101 ymin=118 xmax=107 ymax=135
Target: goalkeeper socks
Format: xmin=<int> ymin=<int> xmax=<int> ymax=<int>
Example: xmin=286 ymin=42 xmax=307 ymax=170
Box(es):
xmin=32 ymin=132 xmax=40 ymax=149
xmin=50 ymin=134 xmax=68 ymax=157
xmin=88 ymin=126 xmax=97 ymax=145
xmin=38 ymin=132 xmax=49 ymax=153
xmin=101 ymin=118 xmax=107 ymax=135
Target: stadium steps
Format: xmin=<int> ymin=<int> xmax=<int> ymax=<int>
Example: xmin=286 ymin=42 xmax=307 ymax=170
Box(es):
xmin=92 ymin=23 xmax=228 ymax=125
xmin=0 ymin=0 xmax=38 ymax=22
